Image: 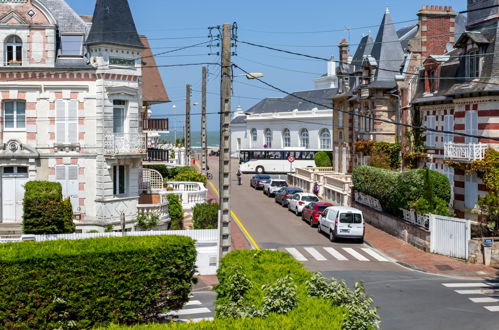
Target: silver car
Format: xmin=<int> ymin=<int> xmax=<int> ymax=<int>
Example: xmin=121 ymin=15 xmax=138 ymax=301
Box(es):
xmin=263 ymin=179 xmax=288 ymax=197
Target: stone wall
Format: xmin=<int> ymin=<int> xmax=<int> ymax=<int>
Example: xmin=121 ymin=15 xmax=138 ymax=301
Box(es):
xmin=353 ymin=201 xmax=431 ymax=251
xmin=468 ymin=238 xmax=499 ymax=267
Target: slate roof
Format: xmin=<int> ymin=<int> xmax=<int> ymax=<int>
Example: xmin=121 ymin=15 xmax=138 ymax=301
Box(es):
xmin=87 ymin=0 xmax=144 ymax=49
xmin=397 ymin=24 xmax=418 ymax=51
xmin=140 ymin=36 xmax=169 ymax=104
xmin=231 ymin=115 xmax=247 ymax=124
xmin=39 ymin=0 xmax=89 ymax=33
xmin=351 ymin=34 xmax=374 ymax=72
xmin=370 ymin=9 xmax=405 ymax=81
xmin=245 ymin=88 xmax=337 ymax=115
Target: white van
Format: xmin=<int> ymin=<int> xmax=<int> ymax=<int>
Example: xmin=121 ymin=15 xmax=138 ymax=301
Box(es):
xmin=318 ymin=206 xmax=364 ymax=243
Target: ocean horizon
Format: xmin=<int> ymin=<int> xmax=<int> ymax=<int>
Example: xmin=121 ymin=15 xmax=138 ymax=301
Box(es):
xmin=160 ymin=131 xmax=220 ymax=149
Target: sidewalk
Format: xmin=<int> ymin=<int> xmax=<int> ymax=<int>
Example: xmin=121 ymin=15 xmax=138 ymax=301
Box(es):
xmin=365 ymin=223 xmax=499 ymax=279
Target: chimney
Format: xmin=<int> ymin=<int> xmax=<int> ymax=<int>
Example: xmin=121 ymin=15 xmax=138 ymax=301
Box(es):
xmin=417 ymin=5 xmax=457 ymax=59
xmin=339 ymin=39 xmax=349 ymax=65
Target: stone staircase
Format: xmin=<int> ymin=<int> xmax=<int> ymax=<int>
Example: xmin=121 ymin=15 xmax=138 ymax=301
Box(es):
xmin=0 ymin=224 xmax=22 ymax=238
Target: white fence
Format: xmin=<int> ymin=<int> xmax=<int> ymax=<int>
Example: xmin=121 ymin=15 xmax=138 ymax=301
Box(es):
xmin=401 ymin=209 xmax=430 ymax=230
xmin=430 ymin=215 xmax=471 ymax=260
xmin=165 ymin=182 xmax=208 ymax=211
xmin=4 ymin=230 xmax=219 ymax=275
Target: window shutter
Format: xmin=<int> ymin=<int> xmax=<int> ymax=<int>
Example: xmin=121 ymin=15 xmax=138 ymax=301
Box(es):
xmin=444 ymin=115 xmax=454 ymax=143
xmin=56 ymin=100 xmax=66 ymax=144
xmin=68 ymin=100 xmax=78 ymax=144
xmin=426 ymin=116 xmax=436 ymax=147
xmin=471 ymin=110 xmax=478 ymax=143
xmin=465 ymin=174 xmax=478 ymax=209
xmin=67 ymin=165 xmax=79 ymax=212
xmin=55 ymin=165 xmax=67 ymax=197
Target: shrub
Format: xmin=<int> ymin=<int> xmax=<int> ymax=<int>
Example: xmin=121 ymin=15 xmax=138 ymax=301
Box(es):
xmin=173 ymin=172 xmax=207 ymax=185
xmin=352 ymin=166 xmax=398 ymax=212
xmin=23 ymin=181 xmax=75 ymax=234
xmin=314 ymin=151 xmax=332 ymax=167
xmin=0 ymin=235 xmax=196 ymax=328
xmin=145 ymin=165 xmax=196 ymax=181
xmin=136 ymin=213 xmax=160 ymax=230
xmin=193 ymin=203 xmax=219 ymax=229
xmin=167 ymin=194 xmax=184 ymax=230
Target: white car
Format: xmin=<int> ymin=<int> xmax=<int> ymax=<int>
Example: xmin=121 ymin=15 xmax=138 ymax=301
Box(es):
xmin=263 ymin=179 xmax=288 ymax=197
xmin=287 ymin=193 xmax=319 ymax=215
xmin=318 ymin=206 xmax=364 ymax=243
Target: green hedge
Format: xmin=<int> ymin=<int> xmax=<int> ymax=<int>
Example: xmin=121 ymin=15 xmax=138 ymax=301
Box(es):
xmin=314 ymin=151 xmax=332 ymax=167
xmin=173 ymin=172 xmax=207 ymax=185
xmin=193 ymin=203 xmax=219 ymax=229
xmin=167 ymin=194 xmax=184 ymax=230
xmin=353 ymin=166 xmax=451 ymax=216
xmin=144 ymin=165 xmax=195 ymax=180
xmin=0 ymin=235 xmax=196 ymax=329
xmin=23 ymin=181 xmax=75 ymax=234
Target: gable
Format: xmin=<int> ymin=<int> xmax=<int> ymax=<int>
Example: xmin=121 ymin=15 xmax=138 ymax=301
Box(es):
xmin=0 ymin=11 xmax=28 ymax=25
xmin=0 ymin=0 xmax=54 ymax=25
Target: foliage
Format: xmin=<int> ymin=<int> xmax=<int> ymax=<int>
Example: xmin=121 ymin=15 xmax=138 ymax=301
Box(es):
xmin=411 ymin=110 xmax=425 ymax=153
xmin=22 ymin=181 xmax=75 ymax=234
xmin=136 ymin=213 xmax=160 ymax=231
xmin=104 ymin=224 xmax=114 ymax=232
xmin=314 ymin=151 xmax=332 ymax=167
xmin=173 ymin=172 xmax=207 ymax=185
xmin=145 ymin=165 xmax=195 ymax=181
xmin=0 ymin=235 xmax=196 ymax=329
xmin=355 ymin=141 xmax=401 ymax=170
xmin=352 ymin=166 xmax=399 ymax=212
xmin=193 ymin=203 xmax=219 ymax=229
xmin=410 ymin=196 xmax=454 ymax=217
xmin=403 ymin=152 xmax=429 ymax=170
xmin=167 ymin=194 xmax=184 ymax=230
xmin=261 ymin=275 xmax=298 ymax=315
xmin=307 ymin=273 xmax=380 ymax=330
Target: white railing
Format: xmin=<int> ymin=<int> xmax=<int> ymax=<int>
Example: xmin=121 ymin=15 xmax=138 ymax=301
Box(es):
xmin=401 ymin=209 xmax=430 ymax=230
xmin=165 ymin=182 xmax=208 ymax=210
xmin=354 ymin=191 xmax=382 ymax=212
xmin=104 ymin=133 xmax=146 ymax=154
xmin=444 ymin=142 xmax=487 ymax=161
xmin=325 ymin=175 xmax=352 ymax=192
xmin=137 ymin=203 xmax=169 ymax=221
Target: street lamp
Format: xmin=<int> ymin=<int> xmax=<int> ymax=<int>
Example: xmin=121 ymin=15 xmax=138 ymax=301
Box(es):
xmin=235 ymin=73 xmax=264 ymax=79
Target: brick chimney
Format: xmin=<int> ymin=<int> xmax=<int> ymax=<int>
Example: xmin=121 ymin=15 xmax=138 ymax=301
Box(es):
xmin=339 ymin=39 xmax=349 ymax=65
xmin=417 ymin=5 xmax=458 ymax=59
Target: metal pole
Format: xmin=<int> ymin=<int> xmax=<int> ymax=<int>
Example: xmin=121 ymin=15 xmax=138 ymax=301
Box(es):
xmin=202 ymin=66 xmax=208 ymax=174
xmin=185 ymin=84 xmax=191 ymax=165
xmin=219 ymin=23 xmax=232 ymax=257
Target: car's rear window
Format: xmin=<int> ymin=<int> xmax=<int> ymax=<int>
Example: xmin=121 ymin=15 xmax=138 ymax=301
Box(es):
xmin=258 ymin=175 xmax=271 ymax=179
xmin=339 ymin=213 xmax=362 ymax=224
xmin=302 ymin=196 xmax=319 ymax=202
xmin=317 ymin=206 xmax=328 ymax=212
xmin=272 ymin=181 xmax=287 ymax=187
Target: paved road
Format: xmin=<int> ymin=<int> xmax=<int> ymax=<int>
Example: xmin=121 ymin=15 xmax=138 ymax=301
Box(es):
xmin=206 ymin=156 xmax=499 ymax=330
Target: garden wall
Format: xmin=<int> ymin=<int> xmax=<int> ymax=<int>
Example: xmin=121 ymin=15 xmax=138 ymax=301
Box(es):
xmin=468 ymin=238 xmax=499 ymax=267
xmin=353 ymin=202 xmax=431 ymax=251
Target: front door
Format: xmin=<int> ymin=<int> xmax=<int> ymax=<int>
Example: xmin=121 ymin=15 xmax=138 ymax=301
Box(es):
xmin=2 ymin=167 xmax=29 ymax=223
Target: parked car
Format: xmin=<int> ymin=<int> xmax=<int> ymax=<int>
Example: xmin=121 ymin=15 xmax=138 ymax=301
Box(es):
xmin=287 ymin=193 xmax=319 ymax=216
xmin=318 ymin=206 xmax=364 ymax=243
xmin=275 ymin=187 xmax=303 ymax=207
xmin=301 ymin=202 xmax=333 ymax=227
xmin=263 ymin=179 xmax=288 ymax=197
xmin=250 ymin=174 xmax=271 ymax=190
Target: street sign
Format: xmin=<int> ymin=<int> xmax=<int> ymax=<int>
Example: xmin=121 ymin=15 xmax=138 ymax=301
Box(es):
xmin=483 ymin=238 xmax=494 ymax=247
xmin=288 ymin=156 xmax=295 ymax=163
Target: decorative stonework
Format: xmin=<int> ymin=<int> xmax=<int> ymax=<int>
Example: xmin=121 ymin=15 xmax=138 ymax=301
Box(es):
xmin=0 ymin=0 xmax=28 ymax=3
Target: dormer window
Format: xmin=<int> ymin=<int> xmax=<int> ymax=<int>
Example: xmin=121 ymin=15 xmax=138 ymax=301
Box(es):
xmin=59 ymin=35 xmax=84 ymax=57
xmin=5 ymin=35 xmax=22 ymax=66
xmin=466 ymin=50 xmax=480 ymax=79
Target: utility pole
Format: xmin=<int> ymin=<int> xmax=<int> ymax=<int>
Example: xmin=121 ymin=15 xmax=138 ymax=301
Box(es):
xmin=219 ymin=23 xmax=232 ymax=257
xmin=201 ymin=66 xmax=208 ymax=174
xmin=185 ymin=84 xmax=191 ymax=166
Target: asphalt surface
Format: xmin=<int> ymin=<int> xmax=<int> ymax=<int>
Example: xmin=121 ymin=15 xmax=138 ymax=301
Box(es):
xmin=206 ymin=156 xmax=499 ymax=330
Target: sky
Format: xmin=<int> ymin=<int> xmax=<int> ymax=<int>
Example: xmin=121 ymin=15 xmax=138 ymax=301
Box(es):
xmin=65 ymin=0 xmax=466 ymax=135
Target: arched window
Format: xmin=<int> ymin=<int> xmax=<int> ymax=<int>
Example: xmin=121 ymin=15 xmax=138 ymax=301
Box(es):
xmin=300 ymin=129 xmax=309 ymax=148
xmin=282 ymin=128 xmax=291 ymax=148
xmin=6 ymin=35 xmax=22 ymax=66
xmin=319 ymin=128 xmax=331 ymax=149
xmin=264 ymin=128 xmax=272 ymax=148
xmin=250 ymin=128 xmax=257 ymax=147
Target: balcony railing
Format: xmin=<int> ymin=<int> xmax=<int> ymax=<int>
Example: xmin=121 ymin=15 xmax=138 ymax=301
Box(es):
xmin=145 ymin=148 xmax=169 ymax=162
xmin=143 ymin=118 xmax=169 ymax=131
xmin=104 ymin=133 xmax=146 ymax=154
xmin=444 ymin=142 xmax=487 ymax=161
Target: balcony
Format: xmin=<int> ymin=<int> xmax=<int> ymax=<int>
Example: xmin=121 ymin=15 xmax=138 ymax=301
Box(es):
xmin=143 ymin=118 xmax=169 ymax=131
xmin=444 ymin=142 xmax=487 ymax=161
xmin=104 ymin=133 xmax=146 ymax=155
xmin=145 ymin=148 xmax=169 ymax=162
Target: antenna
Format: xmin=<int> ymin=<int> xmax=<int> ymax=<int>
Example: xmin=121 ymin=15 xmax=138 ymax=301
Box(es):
xmin=344 ymin=25 xmax=351 ymax=43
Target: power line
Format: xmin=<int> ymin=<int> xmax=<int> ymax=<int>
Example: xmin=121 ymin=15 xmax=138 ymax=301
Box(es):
xmin=233 ymin=62 xmax=499 ymax=142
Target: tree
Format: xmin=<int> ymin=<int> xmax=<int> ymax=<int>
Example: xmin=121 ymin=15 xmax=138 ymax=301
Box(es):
xmin=314 ymin=151 xmax=332 ymax=167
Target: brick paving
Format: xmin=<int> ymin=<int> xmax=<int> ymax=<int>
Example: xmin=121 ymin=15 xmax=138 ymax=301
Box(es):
xmin=365 ymin=223 xmax=499 ymax=278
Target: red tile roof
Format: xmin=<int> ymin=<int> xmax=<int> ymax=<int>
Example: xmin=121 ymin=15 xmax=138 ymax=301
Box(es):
xmin=140 ymin=35 xmax=170 ymax=104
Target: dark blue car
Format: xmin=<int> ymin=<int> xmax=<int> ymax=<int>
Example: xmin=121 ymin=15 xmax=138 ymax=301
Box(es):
xmin=250 ymin=174 xmax=271 ymax=190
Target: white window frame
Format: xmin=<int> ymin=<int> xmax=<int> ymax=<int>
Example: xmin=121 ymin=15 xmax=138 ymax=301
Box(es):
xmin=282 ymin=128 xmax=291 ymax=148
xmin=264 ymin=128 xmax=272 ymax=148
xmin=5 ymin=35 xmax=22 ymax=66
xmin=55 ymin=164 xmax=79 ymax=212
xmin=466 ymin=50 xmax=480 ymax=79
xmin=56 ymin=100 xmax=78 ymax=145
xmin=443 ymin=114 xmax=454 ymax=144
xmin=113 ymin=100 xmax=127 ymax=134
xmin=113 ymin=165 xmax=127 ymax=196
xmin=319 ymin=128 xmax=331 ymax=150
xmin=250 ymin=128 xmax=257 ymax=148
xmin=3 ymin=101 xmax=25 ymax=130
xmin=465 ymin=110 xmax=478 ymax=144
xmin=59 ymin=34 xmax=84 ymax=57
xmin=426 ymin=115 xmax=436 ymax=147
xmin=300 ymin=129 xmax=309 ymax=148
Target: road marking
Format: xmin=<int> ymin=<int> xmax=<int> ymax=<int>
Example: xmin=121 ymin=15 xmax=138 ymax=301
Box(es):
xmin=170 ymin=308 xmax=211 ymax=316
xmin=186 ymin=300 xmax=202 ymax=306
xmin=323 ymin=247 xmax=348 ymax=261
xmin=304 ymin=247 xmax=327 ymax=261
xmin=361 ymin=248 xmax=390 ymax=262
xmin=484 ymin=306 xmax=499 ymax=312
xmin=443 ymin=283 xmax=499 ymax=288
xmin=455 ymin=289 xmax=499 ymax=295
xmin=342 ymin=247 xmax=369 ymax=261
xmin=470 ymin=297 xmax=499 ymax=303
xmin=286 ymin=248 xmax=308 ymax=261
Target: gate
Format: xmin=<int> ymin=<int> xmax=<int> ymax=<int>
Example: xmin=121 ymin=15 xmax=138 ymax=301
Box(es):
xmin=430 ymin=215 xmax=470 ymax=260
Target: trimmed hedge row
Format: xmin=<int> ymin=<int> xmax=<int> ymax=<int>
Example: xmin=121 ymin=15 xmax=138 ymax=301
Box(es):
xmin=193 ymin=203 xmax=219 ymax=229
xmin=353 ymin=165 xmax=451 ymax=215
xmin=144 ymin=165 xmax=195 ymax=180
xmin=0 ymin=235 xmax=196 ymax=329
xmin=314 ymin=151 xmax=332 ymax=167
